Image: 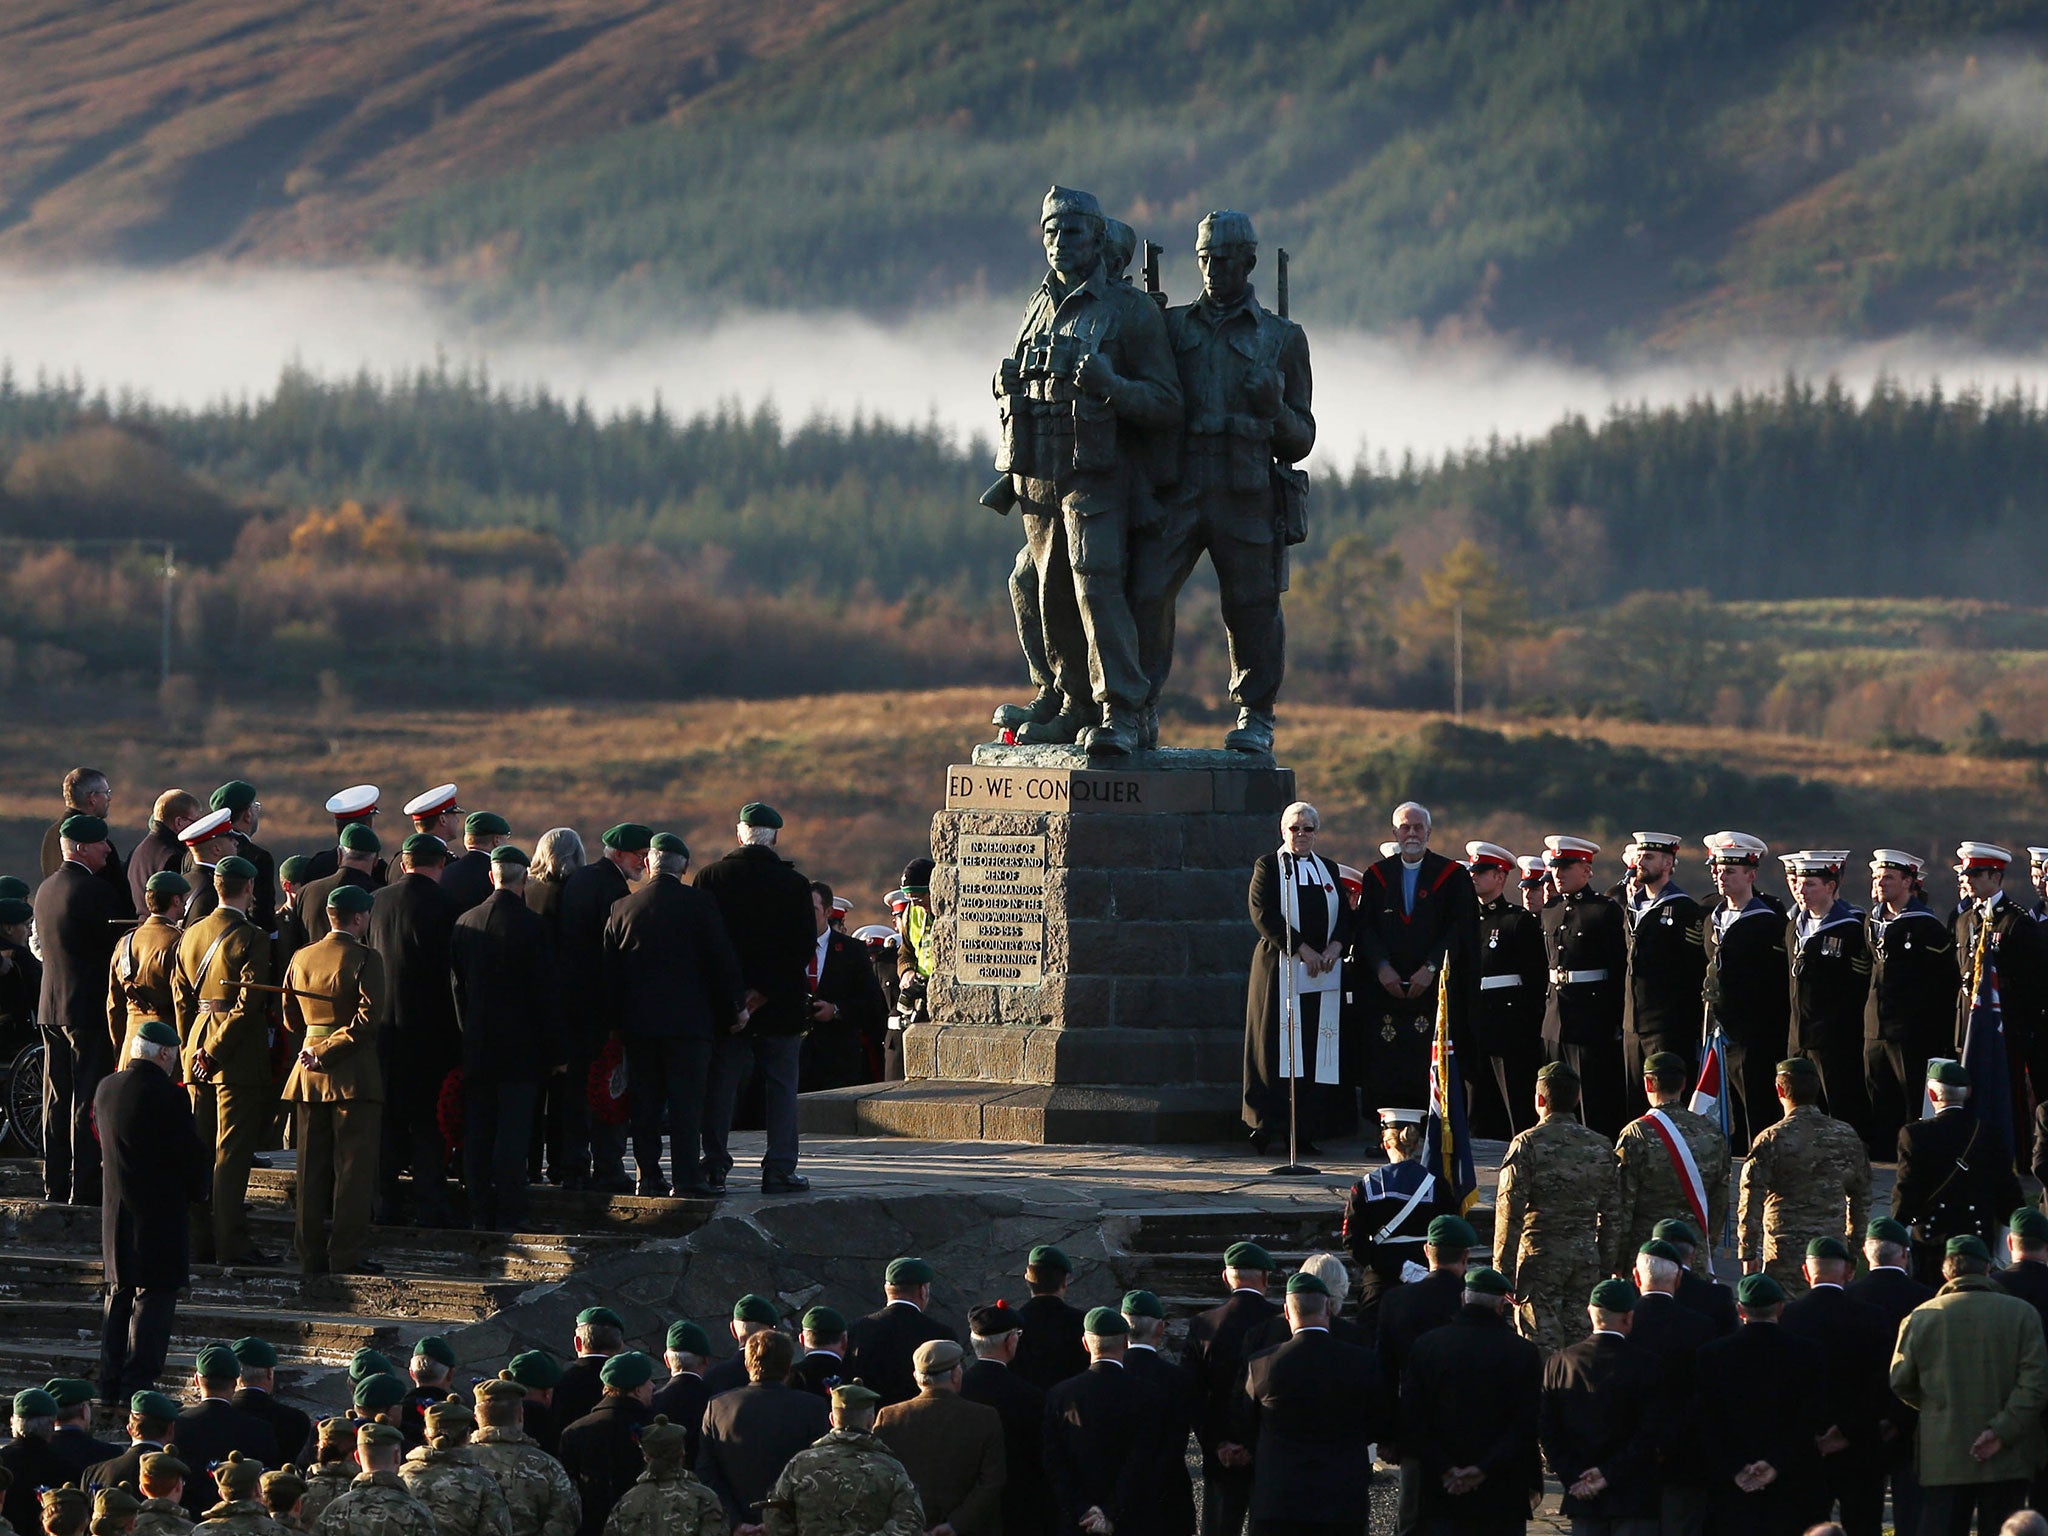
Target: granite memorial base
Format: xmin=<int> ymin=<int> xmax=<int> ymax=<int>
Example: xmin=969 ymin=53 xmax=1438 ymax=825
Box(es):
xmin=797 ymin=744 xmax=1295 ymax=1144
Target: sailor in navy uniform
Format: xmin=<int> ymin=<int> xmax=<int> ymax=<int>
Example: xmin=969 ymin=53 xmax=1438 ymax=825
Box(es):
xmin=1784 ymin=849 xmax=1875 ymax=1149
xmin=1342 ymin=1106 xmax=1457 ymax=1326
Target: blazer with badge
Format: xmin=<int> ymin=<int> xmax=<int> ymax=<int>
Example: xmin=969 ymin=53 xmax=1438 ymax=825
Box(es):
xmin=1233 ymin=1327 xmax=1386 ymax=1522
xmin=366 ymin=872 xmax=460 ymax=1058
xmin=1542 ymin=888 xmax=1628 ymax=1049
xmin=1623 ymin=885 xmax=1708 ymax=1042
xmin=1787 ymin=900 xmax=1873 ymax=1053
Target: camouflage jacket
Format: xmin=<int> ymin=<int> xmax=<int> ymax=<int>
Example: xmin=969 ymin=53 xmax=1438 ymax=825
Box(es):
xmin=601 ymin=1468 xmax=727 ymax=1536
xmin=1739 ymin=1103 xmax=1872 ymax=1267
xmin=296 ymin=1467 xmax=355 ymax=1531
xmin=132 ymin=1500 xmax=196 ymax=1536
xmin=473 ymin=1426 xmax=584 ymax=1536
xmin=1607 ymin=1101 xmax=1732 ymax=1272
xmin=192 ymin=1500 xmax=288 ymax=1535
xmin=763 ymin=1430 xmax=925 ymax=1536
xmin=312 ymin=1470 xmax=439 ymax=1536
xmin=1493 ymin=1112 xmax=1619 ymax=1285
xmin=399 ymin=1444 xmax=514 ymax=1536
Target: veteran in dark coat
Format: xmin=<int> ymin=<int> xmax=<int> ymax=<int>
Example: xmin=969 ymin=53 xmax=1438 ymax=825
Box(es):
xmin=556 ymin=1353 xmax=658 ymax=1536
xmin=798 ymin=880 xmax=890 ymax=1093
xmin=1400 ymin=1268 xmax=1542 ymax=1536
xmin=1696 ymin=1273 xmax=1831 ymax=1536
xmin=36 ymin=814 xmax=125 ymax=1204
xmin=1182 ymin=1245 xmax=1281 ymax=1536
xmin=960 ymin=1304 xmax=1056 ymax=1536
xmin=367 ymin=835 xmax=460 ymax=1224
xmin=1045 ymin=1312 xmax=1174 ymax=1536
xmin=1245 ymin=806 xmax=1355 ymax=1150
xmin=558 ymin=823 xmax=650 ymax=1192
xmin=1539 ymin=1279 xmax=1663 ymax=1530
xmin=1781 ymin=1236 xmax=1893 ymax=1536
xmin=1893 ymin=1060 xmax=2024 ymax=1283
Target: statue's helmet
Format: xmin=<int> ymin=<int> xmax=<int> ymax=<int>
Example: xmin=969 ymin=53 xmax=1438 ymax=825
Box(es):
xmin=1196 ymin=209 xmax=1258 ymax=251
xmin=1041 ymin=185 xmax=1105 ymax=227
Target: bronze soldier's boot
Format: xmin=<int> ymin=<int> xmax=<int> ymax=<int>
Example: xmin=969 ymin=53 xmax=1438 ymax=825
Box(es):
xmin=1081 ymin=706 xmax=1140 ymax=757
xmin=1140 ymin=705 xmax=1160 ymax=750
xmin=993 ymin=689 xmax=1062 ymax=733
xmin=1225 ymin=708 xmax=1276 ymax=754
xmin=1015 ymin=696 xmax=1091 ymax=744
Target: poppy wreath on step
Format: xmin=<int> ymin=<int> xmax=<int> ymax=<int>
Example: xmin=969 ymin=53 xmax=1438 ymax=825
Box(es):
xmin=437 ymin=1068 xmax=464 ymax=1156
xmin=588 ymin=1035 xmax=631 ymax=1126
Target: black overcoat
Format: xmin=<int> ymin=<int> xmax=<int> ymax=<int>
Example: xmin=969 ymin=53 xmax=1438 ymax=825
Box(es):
xmin=94 ymin=1056 xmax=208 ymax=1289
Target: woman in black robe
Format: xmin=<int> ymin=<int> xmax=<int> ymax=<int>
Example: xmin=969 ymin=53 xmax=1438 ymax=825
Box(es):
xmin=1244 ymin=800 xmax=1356 ymax=1153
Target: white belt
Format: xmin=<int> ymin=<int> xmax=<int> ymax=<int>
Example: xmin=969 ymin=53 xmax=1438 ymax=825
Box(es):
xmin=1553 ymin=968 xmax=1610 ymax=985
xmin=1479 ymin=975 xmax=1522 ymax=991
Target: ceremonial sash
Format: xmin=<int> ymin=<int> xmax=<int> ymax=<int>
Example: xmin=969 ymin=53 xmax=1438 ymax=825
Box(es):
xmin=1278 ymin=851 xmax=1341 ymax=1086
xmin=1644 ymin=1108 xmax=1710 ymax=1236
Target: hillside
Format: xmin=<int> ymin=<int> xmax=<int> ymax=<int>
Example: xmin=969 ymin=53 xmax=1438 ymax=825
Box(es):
xmin=8 ymin=1 xmax=2048 ymax=349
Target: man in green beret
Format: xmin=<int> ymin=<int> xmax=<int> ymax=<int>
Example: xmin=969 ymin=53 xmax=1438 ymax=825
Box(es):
xmin=230 ymin=1335 xmax=311 ymax=1483
xmin=300 ymin=822 xmax=386 ymax=945
xmin=595 ymin=1411 xmax=721 ymax=1536
xmin=1400 ymin=1265 xmax=1542 ymax=1535
xmin=398 ymin=1398 xmax=513 ymax=1536
xmin=211 ymin=780 xmax=278 ymax=938
xmin=556 ymin=823 xmax=655 ymax=1194
xmin=470 ymin=1374 xmax=583 ymax=1536
xmin=702 ymin=1294 xmax=781 ymax=1398
xmin=1010 ymin=1243 xmax=1089 ymax=1390
xmin=1606 ymin=1048 xmax=1731 ymax=1276
xmin=1182 ymin=1242 xmax=1281 ymax=1536
xmin=1692 ymin=1272 xmax=1833 ymax=1530
xmin=79 ymin=1390 xmax=180 ymax=1495
xmin=1737 ymin=1057 xmax=1871 ymax=1296
xmin=366 ymin=830 xmax=461 ymax=1226
xmin=317 ymin=1423 xmax=438 ymax=1536
xmin=1116 ymin=1287 xmax=1198 ymax=1533
xmin=559 ymin=1352 xmax=664 ymax=1534
xmin=36 ymin=802 xmax=127 ymax=1205
xmin=402 ymin=1335 xmax=459 ymax=1443
xmin=109 ymin=869 xmax=190 ymax=1065
xmin=504 ymin=1350 xmax=566 ymax=1456
xmin=1892 ymin=1233 xmax=2048 ymax=1535
xmin=1494 ymin=1060 xmax=1619 ymax=1353
xmin=1779 ymin=1235 xmax=1893 ymax=1534
xmin=1538 ymin=1278 xmax=1662 ymax=1529
xmin=846 ymin=1258 xmax=959 ymax=1408
xmin=652 ymin=1320 xmax=716 ymax=1461
xmin=1895 ymin=1060 xmax=2025 ymax=1285
xmin=1625 ymin=1235 xmax=1723 ymax=1528
xmin=792 ymin=1308 xmax=847 ymax=1399
xmin=1 ymin=1388 xmax=66 ymax=1532
xmin=441 ymin=811 xmax=510 ymax=915
xmin=171 ymin=1347 xmax=282 ymax=1518
xmin=763 ymin=1381 xmax=923 ymax=1536
xmin=554 ymin=1306 xmax=628 ymax=1429
xmin=42 ymin=1378 xmax=117 ymax=1482
xmin=171 ymin=853 xmax=277 ymax=1265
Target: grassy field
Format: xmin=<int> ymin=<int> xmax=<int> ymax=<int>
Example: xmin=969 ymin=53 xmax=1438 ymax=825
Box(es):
xmin=3 ymin=688 xmax=2039 ymax=915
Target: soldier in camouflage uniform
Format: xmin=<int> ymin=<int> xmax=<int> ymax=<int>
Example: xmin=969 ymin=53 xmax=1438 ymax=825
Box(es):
xmin=471 ymin=1376 xmax=582 ymax=1536
xmin=1737 ymin=1056 xmax=1872 ymax=1297
xmin=296 ymin=1424 xmax=356 ymax=1532
xmin=599 ymin=1415 xmax=724 ymax=1536
xmin=192 ymin=1455 xmax=286 ymax=1535
xmin=397 ymin=1399 xmax=512 ymax=1536
xmin=131 ymin=1452 xmax=196 ymax=1536
xmin=763 ymin=1383 xmax=925 ymax=1536
xmin=312 ymin=1423 xmax=437 ymax=1536
xmin=41 ymin=1486 xmax=89 ymax=1536
xmin=93 ymin=1484 xmax=141 ymax=1536
xmin=1493 ymin=1060 xmax=1619 ymax=1353
xmin=1604 ymin=1050 xmax=1731 ymax=1274
xmin=258 ymin=1469 xmax=308 ymax=1535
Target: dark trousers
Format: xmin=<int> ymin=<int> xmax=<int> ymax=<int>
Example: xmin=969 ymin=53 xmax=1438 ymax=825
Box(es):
xmin=1822 ymin=1451 xmax=1885 ymax=1536
xmin=704 ymin=1031 xmax=801 ymax=1179
xmin=377 ymin=1027 xmax=454 ymax=1223
xmin=623 ymin=1033 xmax=712 ymax=1189
xmin=1623 ymin=1029 xmax=1694 ymax=1093
xmin=1202 ymin=1459 xmax=1253 ymax=1536
xmin=1802 ymin=1039 xmax=1874 ymax=1151
xmin=883 ymin=1027 xmax=906 ymax=1082
xmin=531 ymin=1068 xmax=576 ymax=1182
xmin=463 ymin=1079 xmax=538 ymax=1229
xmin=42 ymin=1025 xmax=105 ymax=1203
xmin=1726 ymin=1028 xmax=1787 ymax=1150
xmin=1487 ymin=1042 xmax=1544 ymax=1139
xmin=101 ymin=1286 xmax=177 ymax=1402
xmin=1917 ymin=1479 xmax=2026 ymax=1536
xmin=1556 ymin=1040 xmax=1626 ymax=1138
xmin=1252 ymin=1523 xmax=1362 ymax=1536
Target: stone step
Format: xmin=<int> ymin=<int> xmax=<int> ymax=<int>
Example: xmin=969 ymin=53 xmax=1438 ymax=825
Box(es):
xmin=0 ymin=1337 xmax=331 ymax=1391
xmin=0 ymin=1297 xmax=418 ymax=1357
xmin=242 ymin=1167 xmax=718 ymax=1236
xmin=0 ymin=1252 xmax=519 ymax=1323
xmin=1109 ymin=1202 xmax=1497 ymax=1259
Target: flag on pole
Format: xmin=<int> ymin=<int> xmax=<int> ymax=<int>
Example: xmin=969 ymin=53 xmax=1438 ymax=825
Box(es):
xmin=1424 ymin=962 xmax=1478 ymax=1215
xmin=1691 ymin=1020 xmax=1735 ymax=1254
xmin=1962 ymin=946 xmax=2015 ymax=1163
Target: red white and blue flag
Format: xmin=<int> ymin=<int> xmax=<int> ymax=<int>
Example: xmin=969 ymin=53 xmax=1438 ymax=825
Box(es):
xmin=1691 ymin=1024 xmax=1734 ymax=1252
xmin=1424 ymin=965 xmax=1478 ymax=1215
xmin=1963 ymin=958 xmax=2015 ymax=1162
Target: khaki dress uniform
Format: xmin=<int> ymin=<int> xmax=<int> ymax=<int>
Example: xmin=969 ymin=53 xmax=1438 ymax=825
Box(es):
xmin=109 ymin=914 xmax=183 ymax=1064
xmin=172 ymin=906 xmax=273 ymax=1264
xmin=281 ymin=931 xmax=385 ymax=1274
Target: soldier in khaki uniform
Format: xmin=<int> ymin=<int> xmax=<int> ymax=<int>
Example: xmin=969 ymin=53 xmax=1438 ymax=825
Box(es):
xmin=470 ymin=1377 xmax=581 ymax=1536
xmin=297 ymin=1424 xmax=356 ymax=1530
xmin=96 ymin=1484 xmax=144 ymax=1534
xmin=108 ymin=871 xmax=189 ymax=1064
xmin=171 ymin=855 xmax=274 ymax=1266
xmin=1738 ymin=1056 xmax=1872 ymax=1297
xmin=764 ymin=1382 xmax=924 ymax=1536
xmin=259 ymin=1468 xmax=309 ymax=1534
xmin=133 ymin=1449 xmax=198 ymax=1535
xmin=41 ymin=1486 xmax=89 ymax=1534
xmin=192 ymin=1452 xmax=285 ymax=1534
xmin=281 ymin=884 xmax=385 ymax=1278
xmin=598 ymin=1414 xmax=723 ymax=1536
xmin=397 ymin=1400 xmax=512 ymax=1536
xmin=315 ymin=1423 xmax=437 ymax=1536
xmin=1493 ymin=1060 xmax=1619 ymax=1353
xmin=1605 ymin=1050 xmax=1731 ymax=1275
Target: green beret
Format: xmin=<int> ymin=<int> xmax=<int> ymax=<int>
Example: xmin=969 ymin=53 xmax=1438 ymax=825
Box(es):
xmin=214 ymin=855 xmax=256 ymax=882
xmin=1463 ymin=1267 xmax=1512 ymax=1297
xmin=1929 ymin=1060 xmax=1972 ymax=1088
xmin=145 ymin=870 xmax=191 ymax=898
xmin=1652 ymin=1218 xmax=1700 ymax=1247
xmin=886 ymin=1257 xmax=936 ymax=1286
xmin=230 ymin=1336 xmax=278 ymax=1369
xmin=831 ymin=1382 xmax=881 ymax=1411
xmin=353 ymin=1373 xmax=407 ymax=1411
xmin=1642 ymin=1051 xmax=1689 ymax=1078
xmin=210 ymin=781 xmax=258 ymax=815
xmin=41 ymin=1377 xmax=93 ymax=1409
xmin=489 ymin=845 xmax=530 ymax=867
xmin=1121 ymin=1290 xmax=1167 ymax=1320
xmin=195 ymin=1344 xmax=239 ymax=1379
xmin=1224 ymin=1242 xmax=1275 ymax=1271
xmin=1537 ymin=1060 xmax=1579 ymax=1086
xmin=59 ymin=813 xmax=108 ymax=843
xmin=465 ymin=811 xmax=510 ymax=837
xmin=402 ymin=832 xmax=448 ymax=861
xmin=1427 ymin=1215 xmax=1478 ymax=1250
xmin=0 ymin=898 xmax=30 ymax=927
xmin=413 ymin=1335 xmax=456 ymax=1367
xmin=739 ymin=802 xmax=783 ymax=829
xmin=327 ymin=883 xmax=374 ymax=915
xmin=1637 ymin=1239 xmax=1683 ymax=1264
xmin=602 ymin=823 xmax=654 ymax=853
xmin=1082 ymin=1306 xmax=1129 ymax=1336
xmin=639 ymin=1414 xmax=689 ymax=1461
xmin=131 ymin=1390 xmax=181 ymax=1422
xmin=1027 ymin=1244 xmax=1073 ymax=1273
xmin=349 ymin=1348 xmax=396 ymax=1382
xmin=1589 ymin=1278 xmax=1639 ymax=1312
xmin=1868 ymin=1217 xmax=1913 ymax=1246
xmin=799 ymin=1308 xmax=845 ymax=1341
xmin=339 ymin=823 xmax=381 ymax=854
xmin=357 ymin=1421 xmax=403 ymax=1448
xmin=600 ymin=1351 xmax=655 ymax=1391
xmin=12 ymin=1388 xmax=57 ymax=1419
xmin=649 ymin=832 xmax=689 ymax=857
xmin=2013 ymin=1208 xmax=2048 ymax=1244
xmin=578 ymin=1306 xmax=625 ymax=1331
xmin=667 ymin=1321 xmax=713 ymax=1355
xmin=732 ymin=1294 xmax=779 ymax=1326
xmin=1737 ymin=1273 xmax=1786 ymax=1307
xmin=1285 ymin=1271 xmax=1329 ymax=1297
xmin=1947 ymin=1234 xmax=1992 ymax=1261
xmin=0 ymin=877 xmax=27 ymax=900
xmin=1806 ymin=1235 xmax=1853 ymax=1262
xmin=136 ymin=1019 xmax=179 ymax=1049
xmin=278 ymin=855 xmax=314 ymax=885
xmin=1775 ymin=1057 xmax=1819 ymax=1081
xmin=505 ymin=1350 xmax=564 ymax=1389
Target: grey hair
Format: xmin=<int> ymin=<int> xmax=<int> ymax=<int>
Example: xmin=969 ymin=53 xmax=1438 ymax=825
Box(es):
xmin=1286 ymin=1288 xmax=1331 ymax=1319
xmin=739 ymin=824 xmax=778 ymax=846
xmin=490 ymin=859 xmax=527 ymax=888
xmin=653 ymin=849 xmax=690 ymax=878
xmin=529 ymin=827 xmax=585 ymax=882
xmin=131 ymin=1035 xmax=177 ymax=1066
xmin=1298 ymin=1252 xmax=1351 ymax=1307
xmin=10 ymin=1414 xmax=52 ymax=1440
xmin=1392 ymin=801 xmax=1432 ymax=830
xmin=1868 ymin=1238 xmax=1910 ymax=1266
xmin=1933 ymin=1084 xmax=1970 ymax=1106
xmin=1280 ymin=800 xmax=1319 ymax=831
xmin=1999 ymin=1510 xmax=2048 ymax=1536
xmin=1634 ymin=1254 xmax=1680 ymax=1289
xmin=1125 ymin=1314 xmax=1167 ymax=1347
xmin=969 ymin=1331 xmax=1011 ymax=1358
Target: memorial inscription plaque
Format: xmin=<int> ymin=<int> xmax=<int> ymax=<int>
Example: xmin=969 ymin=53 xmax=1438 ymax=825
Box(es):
xmin=952 ymin=833 xmax=1046 ymax=985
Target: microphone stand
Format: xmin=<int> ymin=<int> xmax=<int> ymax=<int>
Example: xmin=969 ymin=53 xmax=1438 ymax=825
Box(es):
xmin=1271 ymin=849 xmax=1321 ymax=1177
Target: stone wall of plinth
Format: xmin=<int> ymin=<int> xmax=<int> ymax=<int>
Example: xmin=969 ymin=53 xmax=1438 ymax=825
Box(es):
xmin=798 ymin=747 xmax=1293 ymax=1144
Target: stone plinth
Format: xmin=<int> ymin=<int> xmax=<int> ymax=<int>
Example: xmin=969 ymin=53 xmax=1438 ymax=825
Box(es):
xmin=798 ymin=745 xmax=1292 ymax=1144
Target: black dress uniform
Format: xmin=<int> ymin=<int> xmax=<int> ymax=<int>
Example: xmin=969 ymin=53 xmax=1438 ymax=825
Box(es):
xmin=1400 ymin=1302 xmax=1543 ymax=1534
xmin=366 ymin=869 xmax=461 ymax=1224
xmin=1351 ymin=849 xmax=1479 ymax=1112
xmin=1010 ymin=1292 xmax=1090 ymax=1391
xmin=1706 ymin=893 xmax=1791 ymax=1150
xmin=1695 ymin=1319 xmax=1831 ymax=1535
xmin=1473 ymin=893 xmax=1548 ymax=1138
xmin=1789 ymin=900 xmax=1876 ymax=1148
xmin=1541 ymin=888 xmax=1630 ymax=1136
xmin=844 ymin=1300 xmax=957 ymax=1408
xmin=1893 ymin=1103 xmax=2024 ymax=1283
xmin=1865 ymin=897 xmax=1961 ymax=1155
xmin=1623 ymin=883 xmax=1708 ymax=1086
xmin=1539 ymin=1330 xmax=1663 ymax=1526
xmin=1781 ymin=1280 xmax=1893 ymax=1536
xmin=1045 ymin=1360 xmax=1173 ymax=1536
xmin=1956 ymin=891 xmax=2048 ymax=1138
xmin=1233 ymin=1327 xmax=1386 ymax=1535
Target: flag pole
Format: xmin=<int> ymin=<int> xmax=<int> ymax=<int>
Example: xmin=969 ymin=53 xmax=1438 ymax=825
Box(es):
xmin=1271 ymin=851 xmax=1321 ymax=1177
